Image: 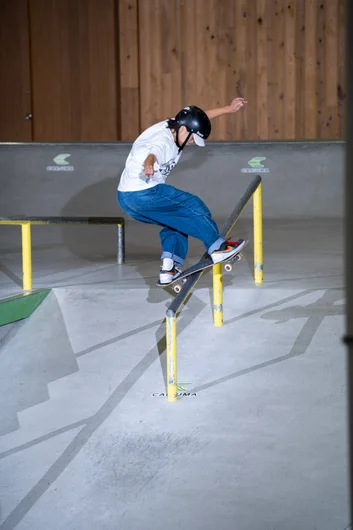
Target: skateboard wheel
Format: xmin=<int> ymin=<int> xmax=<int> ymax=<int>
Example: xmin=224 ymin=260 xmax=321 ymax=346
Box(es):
xmin=224 ymin=263 xmax=232 ymax=272
xmin=173 ymin=284 xmax=182 ymax=293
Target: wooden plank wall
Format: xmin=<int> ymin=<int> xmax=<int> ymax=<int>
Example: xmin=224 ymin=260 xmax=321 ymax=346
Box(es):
xmin=0 ymin=0 xmax=345 ymax=142
xmin=29 ymin=0 xmax=119 ymax=142
xmin=120 ymin=0 xmax=346 ymax=141
xmin=118 ymin=0 xmax=140 ymax=141
xmin=0 ymin=0 xmax=33 ymax=141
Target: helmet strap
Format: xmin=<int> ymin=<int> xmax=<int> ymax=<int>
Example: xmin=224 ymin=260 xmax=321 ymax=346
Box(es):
xmin=177 ymin=130 xmax=192 ymax=154
xmin=175 ymin=128 xmax=181 ymax=149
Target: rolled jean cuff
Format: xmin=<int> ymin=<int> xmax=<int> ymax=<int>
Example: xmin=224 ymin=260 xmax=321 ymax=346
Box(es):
xmin=208 ymin=237 xmax=226 ymax=255
xmin=161 ymin=251 xmax=184 ymax=267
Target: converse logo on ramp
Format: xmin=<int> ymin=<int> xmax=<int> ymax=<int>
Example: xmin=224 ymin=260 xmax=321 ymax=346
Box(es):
xmin=46 ymin=153 xmax=74 ymax=171
xmin=241 ymin=157 xmax=269 ymax=173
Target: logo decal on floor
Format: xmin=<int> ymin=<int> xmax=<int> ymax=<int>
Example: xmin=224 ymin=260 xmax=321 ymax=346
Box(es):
xmin=152 ymin=382 xmax=197 ymax=397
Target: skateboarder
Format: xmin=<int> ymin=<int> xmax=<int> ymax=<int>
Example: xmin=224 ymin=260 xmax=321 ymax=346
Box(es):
xmin=117 ymin=98 xmax=248 ymax=285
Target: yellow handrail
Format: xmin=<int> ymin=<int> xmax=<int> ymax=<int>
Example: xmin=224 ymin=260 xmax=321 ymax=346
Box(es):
xmin=253 ymin=182 xmax=264 ymax=284
xmin=213 ymin=263 xmax=223 ymax=327
xmin=166 ymin=313 xmax=178 ymax=401
xmin=21 ymin=223 xmax=32 ymax=291
xmin=210 ymin=181 xmax=264 ymax=329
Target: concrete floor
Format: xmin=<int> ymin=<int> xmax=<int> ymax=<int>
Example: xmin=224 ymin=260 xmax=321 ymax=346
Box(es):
xmin=0 ymin=215 xmax=349 ymax=530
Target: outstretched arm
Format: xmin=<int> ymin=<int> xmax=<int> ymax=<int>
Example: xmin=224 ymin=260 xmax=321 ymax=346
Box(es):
xmin=205 ymin=97 xmax=248 ymax=120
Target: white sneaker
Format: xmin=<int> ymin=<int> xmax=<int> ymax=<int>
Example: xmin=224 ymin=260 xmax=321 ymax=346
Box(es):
xmin=159 ymin=266 xmax=182 ymax=285
xmin=210 ymin=238 xmax=246 ymax=264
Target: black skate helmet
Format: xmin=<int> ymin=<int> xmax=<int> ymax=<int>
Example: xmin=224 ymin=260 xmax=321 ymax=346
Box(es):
xmin=173 ymin=106 xmax=211 ymax=151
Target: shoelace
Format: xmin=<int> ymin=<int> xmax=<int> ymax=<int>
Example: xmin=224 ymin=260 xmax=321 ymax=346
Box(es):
xmin=224 ymin=237 xmax=240 ymax=247
xmin=160 ymin=266 xmax=181 ymax=274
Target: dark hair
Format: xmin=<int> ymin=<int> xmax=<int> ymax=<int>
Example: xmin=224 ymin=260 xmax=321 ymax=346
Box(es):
xmin=166 ymin=118 xmax=181 ymax=131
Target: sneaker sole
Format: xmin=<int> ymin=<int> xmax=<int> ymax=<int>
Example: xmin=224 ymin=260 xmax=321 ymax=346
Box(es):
xmin=159 ymin=274 xmax=181 ymax=284
xmin=211 ymin=240 xmax=246 ymax=264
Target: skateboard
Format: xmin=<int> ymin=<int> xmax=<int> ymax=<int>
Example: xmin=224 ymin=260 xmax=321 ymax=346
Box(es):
xmin=157 ymin=240 xmax=248 ymax=293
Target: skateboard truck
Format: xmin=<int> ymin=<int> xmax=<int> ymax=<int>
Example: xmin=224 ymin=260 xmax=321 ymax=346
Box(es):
xmin=172 ymin=278 xmax=187 ymax=293
xmin=223 ymin=252 xmax=242 ymax=272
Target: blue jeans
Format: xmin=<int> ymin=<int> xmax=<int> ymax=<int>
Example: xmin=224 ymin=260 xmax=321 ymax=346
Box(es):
xmin=117 ymin=184 xmax=225 ymax=266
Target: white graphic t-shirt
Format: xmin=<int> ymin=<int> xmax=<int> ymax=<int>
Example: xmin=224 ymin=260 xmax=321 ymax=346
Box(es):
xmin=118 ymin=121 xmax=182 ymax=192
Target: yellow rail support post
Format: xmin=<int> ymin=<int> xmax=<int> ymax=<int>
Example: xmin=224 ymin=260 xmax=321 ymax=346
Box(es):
xmin=213 ymin=263 xmax=223 ymax=326
xmin=21 ymin=222 xmax=32 ymax=291
xmin=253 ymin=182 xmax=264 ymax=284
xmin=166 ymin=311 xmax=177 ymax=402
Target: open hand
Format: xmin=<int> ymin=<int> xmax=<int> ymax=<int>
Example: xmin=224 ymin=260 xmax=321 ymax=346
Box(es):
xmin=228 ymin=97 xmax=248 ymax=113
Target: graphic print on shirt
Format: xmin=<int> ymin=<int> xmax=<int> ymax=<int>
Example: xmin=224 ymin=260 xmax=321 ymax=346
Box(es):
xmin=159 ymin=155 xmax=180 ymax=177
xmin=139 ymin=154 xmax=181 ymax=184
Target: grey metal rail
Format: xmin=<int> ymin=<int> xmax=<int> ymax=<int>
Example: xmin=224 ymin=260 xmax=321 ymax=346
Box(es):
xmin=0 ymin=216 xmax=125 ymax=225
xmin=166 ymin=174 xmax=262 ymax=317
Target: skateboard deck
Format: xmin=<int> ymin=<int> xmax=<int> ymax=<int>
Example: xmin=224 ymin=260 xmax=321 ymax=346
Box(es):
xmin=157 ymin=240 xmax=248 ymax=293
